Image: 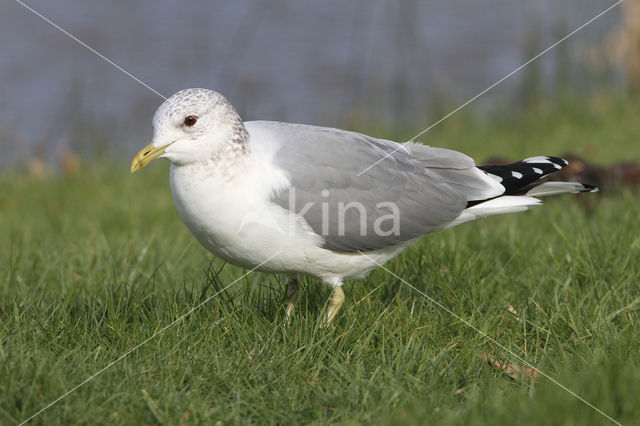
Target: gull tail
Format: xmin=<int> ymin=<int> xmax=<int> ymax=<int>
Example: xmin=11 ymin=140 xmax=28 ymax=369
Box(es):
xmin=441 ymin=156 xmax=598 ymax=229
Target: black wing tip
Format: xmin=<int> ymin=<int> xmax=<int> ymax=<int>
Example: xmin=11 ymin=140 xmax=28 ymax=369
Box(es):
xmin=479 ymin=156 xmax=568 ymax=192
xmin=478 ymin=155 xmax=602 ymax=197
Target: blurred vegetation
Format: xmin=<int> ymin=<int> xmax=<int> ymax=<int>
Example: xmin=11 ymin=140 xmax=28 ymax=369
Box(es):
xmin=597 ymin=0 xmax=640 ymax=93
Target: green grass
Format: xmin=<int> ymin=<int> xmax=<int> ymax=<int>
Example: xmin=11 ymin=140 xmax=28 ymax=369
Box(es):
xmin=1 ymin=100 xmax=640 ymax=425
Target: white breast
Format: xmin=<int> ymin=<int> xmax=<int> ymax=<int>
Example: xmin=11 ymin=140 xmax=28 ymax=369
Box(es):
xmin=168 ymin=144 xmax=409 ymax=286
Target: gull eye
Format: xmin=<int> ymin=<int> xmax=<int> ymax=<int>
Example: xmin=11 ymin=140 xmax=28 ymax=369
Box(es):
xmin=183 ymin=115 xmax=198 ymax=127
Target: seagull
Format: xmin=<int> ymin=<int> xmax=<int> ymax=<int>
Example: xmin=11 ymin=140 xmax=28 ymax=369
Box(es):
xmin=131 ymin=88 xmax=597 ymax=324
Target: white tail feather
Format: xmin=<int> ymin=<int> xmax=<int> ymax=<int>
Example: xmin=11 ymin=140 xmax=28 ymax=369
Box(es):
xmin=440 ymin=196 xmax=541 ymax=229
xmin=525 ymin=181 xmax=598 ymax=197
xmin=438 ymin=181 xmax=596 ymax=230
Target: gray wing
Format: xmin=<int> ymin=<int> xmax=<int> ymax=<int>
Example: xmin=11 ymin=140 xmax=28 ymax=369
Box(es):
xmin=245 ymin=121 xmax=503 ymax=252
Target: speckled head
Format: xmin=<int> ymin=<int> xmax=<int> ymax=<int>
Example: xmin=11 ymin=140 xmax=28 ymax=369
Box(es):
xmin=131 ymin=88 xmax=248 ymax=172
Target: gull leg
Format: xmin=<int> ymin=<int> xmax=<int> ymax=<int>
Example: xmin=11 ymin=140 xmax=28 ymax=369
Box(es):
xmin=285 ymin=277 xmax=300 ymax=322
xmin=326 ymin=286 xmax=345 ymax=325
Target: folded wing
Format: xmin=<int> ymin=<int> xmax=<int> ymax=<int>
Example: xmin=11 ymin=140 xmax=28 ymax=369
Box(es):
xmin=246 ymin=121 xmax=504 ymax=252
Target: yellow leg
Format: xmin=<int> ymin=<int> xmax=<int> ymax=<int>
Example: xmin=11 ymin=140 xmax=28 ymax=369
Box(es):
xmin=326 ymin=286 xmax=345 ymax=325
xmin=285 ymin=277 xmax=299 ymax=322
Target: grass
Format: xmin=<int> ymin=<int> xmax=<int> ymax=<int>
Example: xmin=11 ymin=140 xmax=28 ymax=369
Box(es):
xmin=1 ymin=98 xmax=640 ymax=424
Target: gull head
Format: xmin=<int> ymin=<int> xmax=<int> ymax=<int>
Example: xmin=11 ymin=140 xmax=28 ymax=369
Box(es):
xmin=131 ymin=88 xmax=247 ymax=172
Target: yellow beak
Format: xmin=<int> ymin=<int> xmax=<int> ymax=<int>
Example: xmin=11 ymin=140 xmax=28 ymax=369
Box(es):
xmin=130 ymin=142 xmax=171 ymax=173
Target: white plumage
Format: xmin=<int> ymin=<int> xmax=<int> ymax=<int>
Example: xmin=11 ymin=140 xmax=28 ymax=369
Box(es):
xmin=131 ymin=88 xmax=597 ymax=323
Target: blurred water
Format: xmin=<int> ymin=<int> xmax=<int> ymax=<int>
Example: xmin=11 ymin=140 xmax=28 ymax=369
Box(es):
xmin=0 ymin=0 xmax=621 ymax=166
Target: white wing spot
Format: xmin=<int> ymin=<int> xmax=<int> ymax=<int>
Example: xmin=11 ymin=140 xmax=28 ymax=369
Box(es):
xmin=524 ymin=156 xmax=554 ymax=164
xmin=485 ymin=172 xmax=503 ymax=183
xmin=533 ymin=167 xmax=543 ymax=174
xmin=511 ymin=171 xmax=523 ymax=179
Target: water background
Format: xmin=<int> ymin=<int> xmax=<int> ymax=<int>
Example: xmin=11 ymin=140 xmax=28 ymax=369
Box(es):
xmin=0 ymin=0 xmax=622 ymax=166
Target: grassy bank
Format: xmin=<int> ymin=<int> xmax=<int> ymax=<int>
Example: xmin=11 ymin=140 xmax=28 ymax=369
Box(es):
xmin=1 ymin=99 xmax=639 ymax=424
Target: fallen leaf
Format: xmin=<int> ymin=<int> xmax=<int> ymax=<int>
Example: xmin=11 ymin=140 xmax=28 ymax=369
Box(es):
xmin=480 ymin=354 xmax=540 ymax=382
